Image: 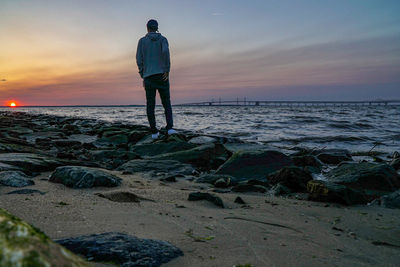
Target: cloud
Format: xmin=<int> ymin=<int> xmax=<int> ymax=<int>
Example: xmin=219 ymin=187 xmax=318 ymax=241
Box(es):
xmin=171 ymin=34 xmax=400 ymax=93
xmin=2 ymin=33 xmax=399 ymax=105
xmin=0 ymin=79 xmax=6 ymax=82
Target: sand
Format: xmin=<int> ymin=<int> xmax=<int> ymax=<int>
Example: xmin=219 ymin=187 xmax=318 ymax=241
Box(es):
xmin=1 ymin=169 xmax=399 ymax=267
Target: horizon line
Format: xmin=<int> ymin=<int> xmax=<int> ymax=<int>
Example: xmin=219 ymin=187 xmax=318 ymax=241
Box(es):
xmin=2 ymin=99 xmax=400 ymax=108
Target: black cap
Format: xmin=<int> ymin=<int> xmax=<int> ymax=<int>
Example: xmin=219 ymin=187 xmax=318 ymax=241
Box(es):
xmin=147 ymin=19 xmax=158 ymax=31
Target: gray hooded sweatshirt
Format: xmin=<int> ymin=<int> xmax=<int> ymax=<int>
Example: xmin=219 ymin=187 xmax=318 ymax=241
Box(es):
xmin=136 ymin=32 xmax=170 ymax=78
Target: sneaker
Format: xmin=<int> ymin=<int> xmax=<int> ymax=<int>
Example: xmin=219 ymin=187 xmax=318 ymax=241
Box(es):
xmin=167 ymin=129 xmax=178 ymax=135
xmin=151 ymin=132 xmax=160 ymax=139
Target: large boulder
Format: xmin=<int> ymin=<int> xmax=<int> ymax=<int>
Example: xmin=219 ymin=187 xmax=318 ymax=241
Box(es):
xmin=291 ymin=155 xmax=322 ymax=169
xmin=0 ymin=208 xmax=90 ymax=266
xmin=89 ymin=149 xmax=140 ymax=169
xmin=128 ymin=130 xmax=149 ymax=144
xmin=95 ymin=130 xmax=129 ymax=147
xmin=49 ymin=166 xmax=122 ymax=188
xmin=0 ymin=153 xmax=63 ymax=174
xmin=131 ymin=141 xmax=197 ymax=157
xmin=307 ymin=180 xmax=368 ymax=205
xmin=268 ymin=166 xmax=313 ymax=192
xmin=215 ymin=150 xmax=293 ymax=181
xmin=315 ymin=149 xmax=352 ymax=164
xmin=56 ymin=232 xmax=183 ymax=267
xmin=0 ymin=171 xmax=34 ymax=187
xmin=326 ymin=162 xmax=400 ymax=192
xmin=118 ymin=159 xmax=195 ymax=176
xmin=150 ymin=143 xmax=230 ymax=170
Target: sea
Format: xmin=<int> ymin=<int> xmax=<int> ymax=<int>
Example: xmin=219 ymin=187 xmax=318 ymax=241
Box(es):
xmin=2 ymin=105 xmax=400 ymax=155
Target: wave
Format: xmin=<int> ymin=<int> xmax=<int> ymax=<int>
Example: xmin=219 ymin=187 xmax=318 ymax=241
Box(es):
xmin=279 ymin=135 xmax=372 ymax=144
xmin=327 ymin=122 xmax=374 ymax=129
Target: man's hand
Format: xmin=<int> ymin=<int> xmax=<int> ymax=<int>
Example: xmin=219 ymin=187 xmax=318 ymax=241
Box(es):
xmin=162 ymin=72 xmax=169 ymax=81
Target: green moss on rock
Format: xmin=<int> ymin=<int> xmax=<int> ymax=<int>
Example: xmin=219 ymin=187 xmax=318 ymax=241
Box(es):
xmin=0 ymin=208 xmax=91 ymax=267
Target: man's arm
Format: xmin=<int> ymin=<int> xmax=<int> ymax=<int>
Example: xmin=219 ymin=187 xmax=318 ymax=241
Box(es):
xmin=162 ymin=37 xmax=170 ymax=81
xmin=136 ymin=39 xmax=144 ymax=78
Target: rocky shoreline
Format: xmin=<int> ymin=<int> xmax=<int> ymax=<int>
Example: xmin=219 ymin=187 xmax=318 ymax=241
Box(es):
xmin=1 ymin=111 xmax=400 ymax=266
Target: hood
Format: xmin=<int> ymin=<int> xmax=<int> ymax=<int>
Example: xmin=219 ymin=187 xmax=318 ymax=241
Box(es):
xmin=146 ymin=32 xmax=161 ymax=41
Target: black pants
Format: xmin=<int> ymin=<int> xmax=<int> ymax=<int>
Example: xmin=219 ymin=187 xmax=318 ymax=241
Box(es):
xmin=144 ymin=74 xmax=173 ymax=133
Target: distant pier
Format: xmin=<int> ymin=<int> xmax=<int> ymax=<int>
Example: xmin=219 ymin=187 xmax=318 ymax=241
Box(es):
xmin=176 ymin=100 xmax=400 ymax=107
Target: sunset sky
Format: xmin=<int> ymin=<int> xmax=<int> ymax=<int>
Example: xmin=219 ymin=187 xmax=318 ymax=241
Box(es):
xmin=1 ymin=0 xmax=400 ymax=105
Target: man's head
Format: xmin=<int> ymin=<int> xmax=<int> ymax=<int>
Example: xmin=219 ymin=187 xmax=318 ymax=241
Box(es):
xmin=147 ymin=19 xmax=158 ymax=32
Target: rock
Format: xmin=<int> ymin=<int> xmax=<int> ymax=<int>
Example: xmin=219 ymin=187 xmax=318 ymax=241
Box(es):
xmin=57 ymin=152 xmax=77 ymax=160
xmin=0 ymin=171 xmax=34 ymax=187
xmin=223 ymin=143 xmax=274 ymax=153
xmin=150 ymin=143 xmax=230 ymax=170
xmin=214 ymin=177 xmax=231 ymax=188
xmin=7 ymin=189 xmax=46 ymax=195
xmin=269 ymin=183 xmax=292 ymax=196
xmin=268 ymin=167 xmax=313 ymax=192
xmin=128 ymin=130 xmax=149 ymax=144
xmin=164 ymin=134 xmax=187 ymax=143
xmin=0 ymin=141 xmax=40 ymax=154
xmin=292 ymin=155 xmax=322 ymax=169
xmin=188 ymin=192 xmax=224 ymax=208
xmin=188 ymin=136 xmax=218 ymax=145
xmin=234 ymin=196 xmax=246 ymax=204
xmin=96 ymin=130 xmax=129 ymax=146
xmin=316 ymin=149 xmax=352 ymax=164
xmin=95 ymin=191 xmax=150 ymax=203
xmin=304 ymin=166 xmax=322 ymax=174
xmin=0 ymin=153 xmax=63 ymax=173
xmin=326 ymin=162 xmax=400 ymax=192
xmin=56 ymin=232 xmax=183 ymax=267
xmin=371 ymin=190 xmax=400 ymax=209
xmin=135 ymin=134 xmax=158 ymax=145
xmin=307 ymin=180 xmax=368 ymax=205
xmin=232 ymin=184 xmax=268 ymax=193
xmin=53 ymin=140 xmax=82 ymax=147
xmin=212 ymin=188 xmax=231 ymax=193
xmin=215 ymin=150 xmax=293 ymax=181
xmin=246 ymin=179 xmax=270 ymax=187
xmin=49 ymin=166 xmax=122 ymax=188
xmin=0 ymin=208 xmax=89 ymax=266
xmin=131 ymin=141 xmax=197 ymax=157
xmin=0 ymin=162 xmax=23 ymax=172
xmin=89 ymin=149 xmax=140 ymax=169
xmin=390 ymin=158 xmax=400 ymax=170
xmin=62 ymin=124 xmax=80 ymax=133
xmin=160 ymin=175 xmax=177 ymax=182
xmin=195 ymin=174 xmax=237 ymax=186
xmin=118 ymin=159 xmax=195 ymax=176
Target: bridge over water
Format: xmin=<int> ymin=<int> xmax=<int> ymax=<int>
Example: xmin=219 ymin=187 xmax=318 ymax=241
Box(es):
xmin=176 ymin=100 xmax=400 ymax=106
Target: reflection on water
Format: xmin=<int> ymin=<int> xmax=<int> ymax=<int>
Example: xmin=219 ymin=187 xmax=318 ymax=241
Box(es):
xmin=2 ymin=105 xmax=400 ymax=153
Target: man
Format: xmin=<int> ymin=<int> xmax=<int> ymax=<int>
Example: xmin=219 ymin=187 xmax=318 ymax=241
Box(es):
xmin=136 ymin=19 xmax=176 ymax=139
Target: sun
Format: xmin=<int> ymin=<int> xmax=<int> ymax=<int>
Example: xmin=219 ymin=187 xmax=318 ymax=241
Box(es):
xmin=9 ymin=102 xmax=17 ymax=107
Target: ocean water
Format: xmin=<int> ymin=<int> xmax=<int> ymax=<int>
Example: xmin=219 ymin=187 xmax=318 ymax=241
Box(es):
xmin=2 ymin=105 xmax=400 ymax=154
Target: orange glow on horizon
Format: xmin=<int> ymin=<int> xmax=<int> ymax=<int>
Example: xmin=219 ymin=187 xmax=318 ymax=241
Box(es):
xmin=5 ymin=101 xmax=19 ymax=107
